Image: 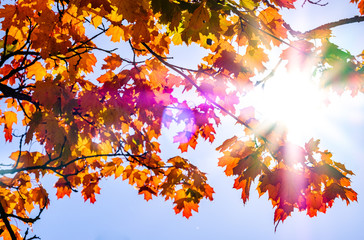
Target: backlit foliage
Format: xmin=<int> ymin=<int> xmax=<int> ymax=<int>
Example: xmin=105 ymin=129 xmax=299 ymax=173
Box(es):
xmin=0 ymin=0 xmax=363 ymax=238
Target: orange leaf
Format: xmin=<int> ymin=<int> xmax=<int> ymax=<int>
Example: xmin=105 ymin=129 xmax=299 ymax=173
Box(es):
xmin=26 ymin=62 xmax=47 ymax=81
xmin=2 ymin=111 xmax=17 ymax=142
xmin=138 ymin=186 xmax=157 ymax=201
xmin=102 ymin=53 xmax=123 ymax=70
xmin=182 ymin=201 xmax=199 ymax=219
xmin=55 ymin=178 xmax=72 ymax=199
xmin=189 ymin=3 xmax=210 ymax=30
xmin=203 ymin=184 xmax=214 ymax=201
xmin=216 ymin=136 xmax=238 ymax=152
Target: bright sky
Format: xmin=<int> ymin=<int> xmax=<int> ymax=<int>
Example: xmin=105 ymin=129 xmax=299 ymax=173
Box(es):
xmin=1 ymin=1 xmax=364 ymax=240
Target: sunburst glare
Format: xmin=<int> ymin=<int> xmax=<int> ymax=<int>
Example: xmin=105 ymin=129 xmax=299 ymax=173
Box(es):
xmin=249 ymin=65 xmax=326 ymax=144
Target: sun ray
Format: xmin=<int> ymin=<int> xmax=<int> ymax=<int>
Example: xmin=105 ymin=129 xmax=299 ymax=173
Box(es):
xmin=248 ymin=65 xmax=327 ymax=144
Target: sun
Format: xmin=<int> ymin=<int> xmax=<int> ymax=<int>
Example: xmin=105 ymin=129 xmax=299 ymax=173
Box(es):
xmin=248 ymin=66 xmax=326 ymax=144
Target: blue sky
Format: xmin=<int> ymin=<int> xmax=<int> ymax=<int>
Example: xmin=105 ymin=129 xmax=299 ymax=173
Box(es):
xmin=1 ymin=1 xmax=364 ymax=239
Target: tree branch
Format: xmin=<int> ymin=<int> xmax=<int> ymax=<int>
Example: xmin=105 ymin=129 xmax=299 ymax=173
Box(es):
xmin=0 ymin=56 xmax=41 ymax=83
xmin=302 ymin=0 xmax=328 ymax=7
xmin=284 ymin=15 xmax=364 ymax=38
xmin=0 ymin=201 xmax=17 ymax=240
xmin=7 ymin=196 xmax=48 ymax=224
xmin=0 ymin=83 xmax=38 ymax=107
xmin=141 ymin=42 xmax=254 ymax=131
xmin=304 ymin=15 xmax=364 ymax=34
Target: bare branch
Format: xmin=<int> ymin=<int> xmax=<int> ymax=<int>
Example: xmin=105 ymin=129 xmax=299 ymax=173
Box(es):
xmin=302 ymin=0 xmax=328 ymax=7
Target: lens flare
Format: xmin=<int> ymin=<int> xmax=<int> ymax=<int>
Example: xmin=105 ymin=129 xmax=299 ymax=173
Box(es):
xmin=249 ymin=67 xmax=326 ymax=144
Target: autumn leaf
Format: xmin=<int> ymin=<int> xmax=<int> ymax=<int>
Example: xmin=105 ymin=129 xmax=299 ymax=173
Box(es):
xmin=138 ymin=186 xmax=157 ymax=201
xmin=244 ymin=46 xmax=268 ymax=72
xmin=0 ymin=0 xmax=361 ymax=237
xmin=351 ymin=0 xmax=364 ymax=15
xmin=216 ymin=136 xmax=238 ymax=152
xmin=240 ymin=0 xmax=260 ymax=10
xmin=311 ymin=163 xmax=347 ymax=181
xmin=270 ymin=0 xmax=297 ymax=8
xmin=238 ymin=106 xmax=255 ymax=123
xmin=281 ymin=40 xmax=314 ymax=70
xmin=26 ymin=62 xmax=47 ymax=81
xmin=1 ymin=111 xmax=17 ymax=142
xmin=55 ymin=178 xmax=72 ymax=199
xmin=333 ymin=161 xmax=354 ymax=176
xmin=102 ymin=54 xmax=123 ymax=70
xmin=259 ymin=8 xmax=287 ymax=43
xmin=189 ymin=3 xmax=210 ymax=31
xmin=322 ymin=183 xmax=357 ymax=206
xmin=82 ymin=183 xmax=101 ymax=204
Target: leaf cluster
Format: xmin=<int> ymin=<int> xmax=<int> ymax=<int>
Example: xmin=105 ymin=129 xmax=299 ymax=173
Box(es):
xmin=0 ymin=0 xmax=362 ymax=238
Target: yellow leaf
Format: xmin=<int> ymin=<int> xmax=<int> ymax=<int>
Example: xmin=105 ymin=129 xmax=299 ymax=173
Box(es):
xmin=244 ymin=46 xmax=268 ymax=72
xmin=303 ymin=28 xmax=332 ymax=40
xmin=26 ymin=62 xmax=47 ymax=81
xmin=106 ymin=25 xmax=124 ymax=42
xmin=91 ymin=15 xmax=103 ymax=29
xmin=115 ymin=166 xmax=124 ymax=179
xmin=172 ymin=31 xmax=183 ymax=45
xmin=240 ymin=0 xmax=259 ymax=10
xmin=320 ymin=150 xmax=333 ymax=164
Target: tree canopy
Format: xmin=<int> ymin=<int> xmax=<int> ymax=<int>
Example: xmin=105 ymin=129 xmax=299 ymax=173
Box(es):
xmin=0 ymin=0 xmax=363 ymax=239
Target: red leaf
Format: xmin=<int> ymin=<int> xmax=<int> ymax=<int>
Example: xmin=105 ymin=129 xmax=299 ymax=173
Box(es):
xmin=271 ymin=0 xmax=297 ymax=8
xmin=82 ymin=183 xmax=101 ymax=203
xmin=55 ymin=178 xmax=72 ymax=199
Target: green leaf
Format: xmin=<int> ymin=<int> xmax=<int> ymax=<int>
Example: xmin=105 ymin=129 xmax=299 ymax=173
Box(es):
xmin=240 ymin=0 xmax=259 ymax=10
xmin=322 ymin=41 xmax=353 ymax=65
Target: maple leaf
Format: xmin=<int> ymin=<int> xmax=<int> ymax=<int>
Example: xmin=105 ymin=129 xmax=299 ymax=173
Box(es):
xmin=322 ymin=183 xmax=357 ymax=206
xmin=259 ymin=8 xmax=287 ymax=44
xmin=213 ymin=49 xmax=245 ymax=76
xmin=82 ymin=183 xmax=101 ymax=204
xmin=281 ymin=40 xmax=314 ymax=70
xmin=106 ymin=25 xmax=125 ymax=42
xmin=101 ymin=54 xmax=123 ymax=70
xmin=270 ymin=0 xmax=297 ymax=8
xmin=132 ymin=20 xmax=151 ymax=43
xmin=203 ymin=185 xmax=214 ymax=201
xmin=275 ymin=143 xmax=306 ymax=166
xmin=351 ymin=0 xmax=364 ymax=15
xmin=311 ymin=163 xmax=347 ymax=181
xmin=305 ymin=138 xmax=320 ymax=153
xmin=189 ymin=2 xmax=210 ymax=31
xmin=181 ymin=201 xmax=199 ymax=219
xmin=173 ymin=131 xmax=198 ymax=153
xmin=138 ymin=186 xmax=157 ymax=201
xmin=306 ymin=193 xmax=325 ymax=217
xmin=238 ymin=107 xmax=255 ymax=123
xmin=32 ymin=79 xmax=61 ymax=108
xmin=26 ymin=62 xmax=47 ymax=81
xmin=55 ymin=178 xmax=72 ymax=199
xmin=1 ymin=111 xmax=17 ymax=142
xmin=216 ymin=136 xmax=238 ymax=152
xmin=333 ymin=161 xmax=354 ymax=176
xmin=0 ymin=0 xmax=361 ymax=236
xmin=244 ymin=46 xmax=268 ymax=72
